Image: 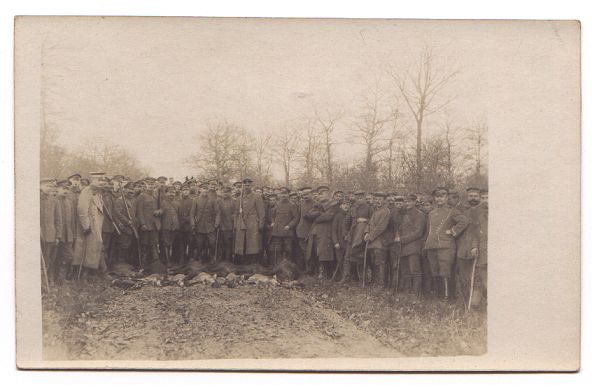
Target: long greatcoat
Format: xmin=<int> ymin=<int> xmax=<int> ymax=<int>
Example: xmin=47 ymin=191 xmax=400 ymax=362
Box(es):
xmin=309 ymin=204 xmax=336 ymax=262
xmin=73 ymin=186 xmax=105 ymax=270
xmin=366 ymin=206 xmax=391 ymax=250
xmin=234 ymin=191 xmax=265 ymax=255
xmin=457 ymin=203 xmax=488 ymax=265
xmin=58 ymin=195 xmax=77 ymax=243
xmin=40 ymin=194 xmax=62 ymax=243
xmin=270 ymin=199 xmax=299 ymax=238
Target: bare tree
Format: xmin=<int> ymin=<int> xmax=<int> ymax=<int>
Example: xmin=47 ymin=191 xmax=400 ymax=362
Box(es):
xmin=274 ymin=124 xmax=300 ymax=188
xmin=465 ymin=121 xmax=488 ymax=178
xmin=382 ymin=102 xmax=408 ymax=190
xmin=253 ymin=132 xmax=273 ymax=185
xmin=388 ymin=48 xmax=459 ymax=191
xmin=351 ymin=83 xmax=391 ymax=190
xmin=298 ymin=117 xmax=319 ymax=187
xmin=313 ymin=106 xmax=343 ymax=185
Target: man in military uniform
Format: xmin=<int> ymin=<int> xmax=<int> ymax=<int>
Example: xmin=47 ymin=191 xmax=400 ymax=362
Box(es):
xmin=340 ymin=190 xmax=372 ymax=283
xmin=73 ymin=172 xmax=109 ymax=279
xmin=364 ymin=192 xmax=391 ymax=287
xmin=234 ymin=178 xmax=266 ymax=264
xmin=190 ymin=180 xmax=221 ymax=264
xmin=457 ymin=187 xmax=488 ymax=309
xmin=269 ymin=187 xmax=299 ymax=266
xmin=56 ymin=179 xmax=77 ymax=281
xmin=217 ymin=186 xmax=236 ymax=262
xmin=295 ymin=187 xmax=314 ymax=271
xmin=174 ymin=184 xmax=193 ymax=263
xmin=40 ymin=178 xmax=62 ymax=283
xmin=424 ymin=187 xmax=470 ymax=302
xmin=160 ymin=186 xmax=181 ymax=265
xmin=135 ymin=178 xmax=161 ymax=269
xmin=101 ymin=179 xmax=121 ymax=268
xmin=397 ymin=194 xmax=427 ymax=298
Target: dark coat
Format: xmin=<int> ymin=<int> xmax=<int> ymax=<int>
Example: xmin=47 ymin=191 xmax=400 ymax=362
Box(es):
xmin=114 ymin=195 xmax=137 ymax=235
xmin=366 ymin=206 xmax=391 ymax=250
xmin=190 ymin=193 xmax=220 ymax=234
xmin=161 ymin=198 xmax=180 ymax=231
xmin=218 ymin=197 xmax=236 ymax=232
xmin=349 ymin=201 xmax=372 ymax=248
xmin=136 ymin=191 xmax=160 ymax=231
xmin=178 ymin=196 xmax=194 ymax=232
xmin=40 ymin=194 xmax=62 ymax=243
xmin=457 ymin=203 xmax=488 ymax=265
xmin=101 ymin=192 xmax=118 ymax=233
xmin=424 ymin=205 xmax=470 ymax=251
xmin=296 ymin=199 xmax=315 ymax=239
xmin=398 ymin=207 xmax=426 ymax=256
xmin=58 ymin=195 xmax=76 ymax=242
xmin=271 ymin=199 xmax=299 ymax=238
xmin=331 ymin=207 xmax=347 ymax=259
xmin=309 ymin=205 xmax=336 ymax=262
xmin=234 ymin=191 xmax=265 ymax=255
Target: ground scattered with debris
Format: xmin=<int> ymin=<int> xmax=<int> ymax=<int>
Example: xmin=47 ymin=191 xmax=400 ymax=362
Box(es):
xmin=42 ymin=271 xmax=486 ymax=360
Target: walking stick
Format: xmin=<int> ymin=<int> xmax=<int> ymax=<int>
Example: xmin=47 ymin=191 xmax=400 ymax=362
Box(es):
xmin=214 ymin=227 xmax=220 ymax=264
xmin=467 ymin=256 xmax=478 ymax=311
xmin=40 ymin=247 xmax=50 ymax=291
xmin=362 ymin=240 xmax=369 ymax=288
xmin=394 ymin=241 xmax=402 ymax=294
xmin=77 ymin=232 xmax=89 ymax=280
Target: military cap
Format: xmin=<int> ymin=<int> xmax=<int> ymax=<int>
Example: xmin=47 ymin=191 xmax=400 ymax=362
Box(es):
xmin=111 ymin=175 xmax=125 ymax=182
xmin=278 ymin=187 xmax=290 ymax=194
xmin=123 ymin=181 xmax=135 ymax=189
xmin=268 ymin=193 xmax=277 ymax=198
xmin=299 ymin=186 xmax=313 ymax=192
xmin=333 ymin=190 xmax=344 ymax=195
xmin=67 ymin=173 xmax=82 ymax=180
xmin=422 ymin=195 xmax=434 ymax=203
xmin=480 ymin=188 xmax=488 ymax=194
xmin=180 ymin=184 xmax=190 ymax=190
xmin=172 ymin=180 xmax=182 ymax=186
xmin=222 ymin=186 xmax=232 ymax=193
xmin=144 ymin=176 xmax=156 ymax=183
xmin=373 ymin=191 xmax=387 ymax=198
xmin=56 ymin=179 xmax=71 ymax=187
xmin=405 ymin=193 xmax=418 ymax=201
xmin=448 ymin=188 xmax=459 ymax=196
xmin=354 ymin=190 xmax=365 ymax=196
xmin=392 ymin=195 xmax=404 ymax=202
xmin=317 ymin=185 xmax=330 ymax=192
xmin=157 ymin=176 xmax=167 ymax=182
xmin=289 ymin=192 xmax=298 ymax=198
xmin=233 ymin=181 xmax=243 ymax=187
xmin=165 ymin=186 xmax=176 ymax=193
xmin=199 ymin=182 xmax=208 ymax=188
xmin=432 ymin=186 xmax=448 ymax=196
xmin=242 ymin=178 xmax=254 ymax=184
xmin=466 ymin=187 xmax=481 ymax=193
xmin=40 ymin=177 xmax=56 ymax=184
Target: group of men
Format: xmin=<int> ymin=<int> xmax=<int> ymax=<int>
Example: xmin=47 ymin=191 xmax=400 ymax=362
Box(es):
xmin=40 ymin=172 xmax=488 ymax=308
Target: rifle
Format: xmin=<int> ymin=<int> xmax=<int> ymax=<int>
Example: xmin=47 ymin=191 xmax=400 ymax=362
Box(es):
xmin=362 ymin=240 xmax=369 ymax=288
xmin=467 ymin=255 xmax=478 ymax=311
xmin=102 ymin=196 xmax=121 ymax=235
xmin=40 ymin=246 xmax=50 ymax=291
xmin=121 ymin=192 xmax=142 ymax=269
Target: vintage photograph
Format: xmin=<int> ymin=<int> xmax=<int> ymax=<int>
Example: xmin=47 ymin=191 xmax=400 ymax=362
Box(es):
xmin=15 ymin=17 xmax=580 ymax=370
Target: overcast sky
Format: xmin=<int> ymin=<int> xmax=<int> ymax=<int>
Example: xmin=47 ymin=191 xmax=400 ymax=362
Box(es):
xmin=39 ymin=18 xmax=572 ymax=179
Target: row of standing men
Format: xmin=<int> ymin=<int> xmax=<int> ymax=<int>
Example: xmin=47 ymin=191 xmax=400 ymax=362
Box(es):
xmin=40 ymin=173 xmax=487 ymax=307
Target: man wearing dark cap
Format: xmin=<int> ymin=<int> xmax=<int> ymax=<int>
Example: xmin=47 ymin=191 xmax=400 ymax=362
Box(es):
xmin=101 ymin=179 xmax=120 ymax=268
xmin=73 ymin=172 xmax=108 ymax=279
xmin=396 ymin=194 xmax=427 ymax=298
xmin=340 ymin=190 xmax=372 ymax=283
xmin=424 ymin=187 xmax=470 ymax=302
xmin=217 ymin=186 xmax=236 ymax=261
xmin=135 ymin=178 xmax=161 ymax=269
xmin=295 ymin=187 xmax=315 ymax=270
xmin=457 ymin=187 xmax=488 ymax=309
xmin=160 ymin=187 xmax=181 ymax=265
xmin=269 ymin=187 xmax=300 ymax=266
xmin=40 ymin=178 xmax=62 ymax=283
xmin=310 ymin=199 xmax=339 ymax=279
xmin=113 ymin=182 xmax=140 ymax=266
xmin=56 ymin=179 xmax=77 ymax=281
xmin=234 ymin=178 xmax=265 ymax=264
xmin=363 ymin=192 xmax=391 ymax=287
xmin=190 ymin=180 xmax=221 ymax=264
xmin=174 ymin=184 xmax=194 ymax=263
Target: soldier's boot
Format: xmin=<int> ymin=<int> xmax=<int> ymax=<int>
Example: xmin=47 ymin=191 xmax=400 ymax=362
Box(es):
xmin=442 ymin=277 xmax=450 ymax=302
xmin=339 ymin=260 xmax=351 ymax=284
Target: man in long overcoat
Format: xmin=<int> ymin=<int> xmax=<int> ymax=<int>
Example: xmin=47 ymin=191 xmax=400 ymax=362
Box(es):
xmin=397 ymin=194 xmax=426 ymax=297
xmin=40 ymin=178 xmax=62 ymax=283
xmin=234 ymin=178 xmax=265 ymax=264
xmin=364 ymin=192 xmax=391 ymax=287
xmin=269 ymin=187 xmax=299 ymax=265
xmin=190 ymin=181 xmax=220 ymax=264
xmin=73 ymin=172 xmax=109 ymax=278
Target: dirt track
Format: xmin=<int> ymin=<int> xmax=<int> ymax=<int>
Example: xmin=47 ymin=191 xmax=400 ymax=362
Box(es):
xmin=43 ymin=281 xmax=403 ymax=360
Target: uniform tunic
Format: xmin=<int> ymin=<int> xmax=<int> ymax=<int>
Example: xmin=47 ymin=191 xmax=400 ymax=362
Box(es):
xmin=234 ymin=191 xmax=265 ymax=255
xmin=73 ymin=186 xmax=105 ymax=270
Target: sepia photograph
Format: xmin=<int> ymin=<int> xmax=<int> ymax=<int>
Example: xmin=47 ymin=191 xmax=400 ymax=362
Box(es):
xmin=14 ymin=16 xmax=580 ymax=371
